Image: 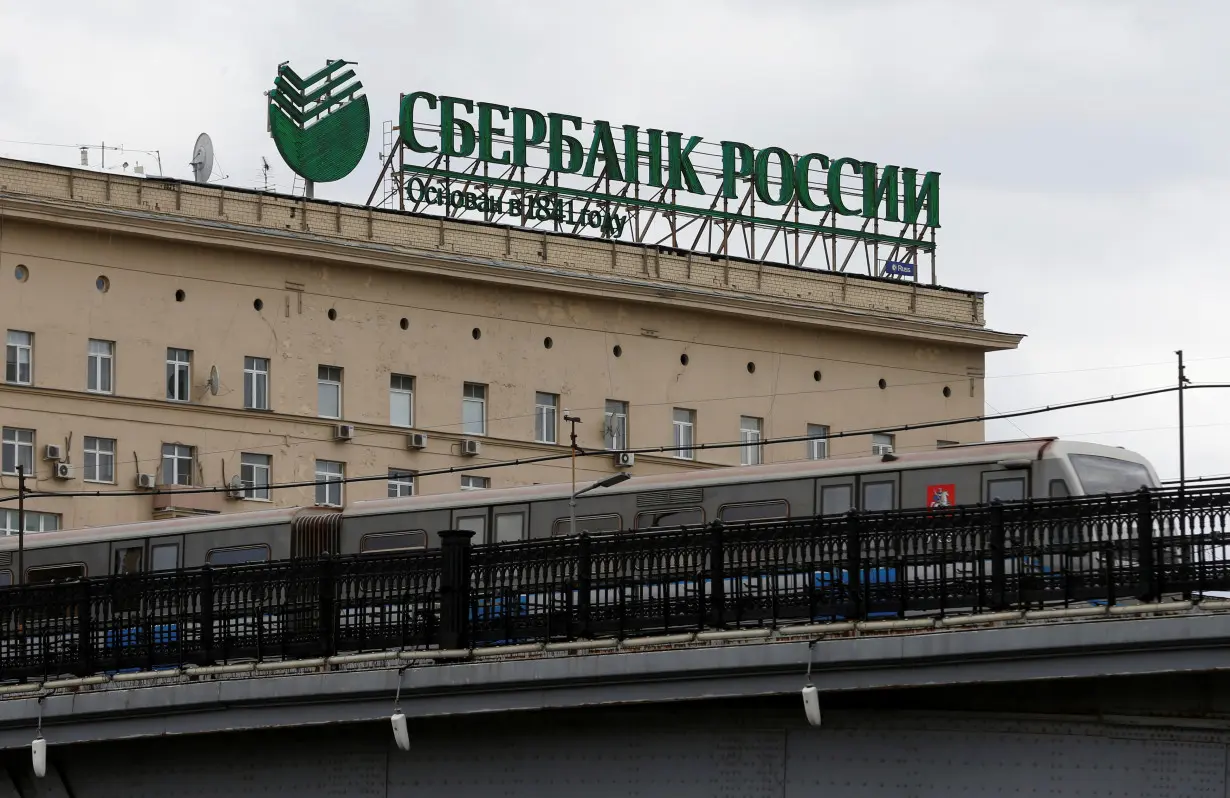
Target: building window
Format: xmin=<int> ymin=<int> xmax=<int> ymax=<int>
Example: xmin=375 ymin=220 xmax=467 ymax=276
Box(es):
xmin=87 ymin=339 xmax=114 ymax=394
xmin=673 ymin=408 xmax=695 ymax=460
xmin=388 ymin=468 xmax=415 ymax=498
xmin=5 ymin=330 xmax=32 ymax=385
xmin=1 ymin=510 xmax=60 ymax=536
xmin=318 ymin=366 xmax=343 ymax=419
xmin=535 ymin=392 xmax=558 ymax=444
xmin=462 ymin=383 xmax=487 ymax=436
xmin=740 ymin=416 xmax=763 ymax=466
xmin=84 ymin=436 xmax=116 ymax=483
xmin=604 ymin=400 xmax=628 ymax=450
xmin=390 ymin=374 xmax=415 ymax=427
xmin=807 ymin=423 xmax=829 ymax=460
xmin=460 ymin=475 xmax=489 ymax=491
xmin=315 ymin=459 xmax=344 ymax=506
xmin=244 ymin=357 xmax=270 ymax=411
xmin=872 ymin=433 xmax=895 ymax=455
xmin=166 ymin=348 xmax=191 ymax=402
xmin=160 ymin=443 xmax=194 ymax=486
xmin=1 ymin=428 xmax=34 ymax=476
xmin=240 ymin=453 xmax=272 ymax=500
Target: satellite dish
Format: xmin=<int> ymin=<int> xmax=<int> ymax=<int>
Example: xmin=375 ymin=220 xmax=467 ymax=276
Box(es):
xmin=191 ymin=133 xmax=214 ymax=183
xmin=208 ymin=365 xmax=220 ymax=396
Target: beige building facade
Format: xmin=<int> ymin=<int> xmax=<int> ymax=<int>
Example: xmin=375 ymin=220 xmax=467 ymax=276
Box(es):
xmin=0 ymin=158 xmax=1021 ymax=533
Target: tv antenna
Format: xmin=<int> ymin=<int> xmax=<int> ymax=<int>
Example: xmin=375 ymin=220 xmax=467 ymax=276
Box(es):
xmin=261 ymin=157 xmax=271 ymax=191
xmin=191 ymin=133 xmax=215 ymax=183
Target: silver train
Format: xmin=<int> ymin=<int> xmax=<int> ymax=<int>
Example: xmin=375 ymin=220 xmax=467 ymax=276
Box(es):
xmin=0 ymin=438 xmax=1160 ymax=586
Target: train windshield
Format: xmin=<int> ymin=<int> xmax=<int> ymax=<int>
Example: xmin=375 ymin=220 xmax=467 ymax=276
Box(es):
xmin=1070 ymin=454 xmax=1156 ymax=494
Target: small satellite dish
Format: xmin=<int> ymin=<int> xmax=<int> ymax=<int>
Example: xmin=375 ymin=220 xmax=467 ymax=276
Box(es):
xmin=208 ymin=365 xmax=220 ymax=396
xmin=191 ymin=133 xmax=214 ymax=183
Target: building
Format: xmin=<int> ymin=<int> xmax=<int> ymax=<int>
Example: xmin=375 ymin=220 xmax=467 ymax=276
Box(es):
xmin=0 ymin=157 xmax=1021 ymax=533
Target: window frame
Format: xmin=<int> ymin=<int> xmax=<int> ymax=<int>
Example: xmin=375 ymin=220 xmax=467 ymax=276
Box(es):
xmin=871 ymin=432 xmax=895 ymax=455
xmin=390 ymin=374 xmax=415 ymax=428
xmin=739 ymin=416 xmax=763 ymax=466
xmin=718 ymin=499 xmax=790 ymax=524
xmin=360 ymin=530 xmax=428 ymax=554
xmin=534 ymin=392 xmax=558 ymax=444
xmin=315 ymin=459 xmax=344 ymax=507
xmin=83 ymin=435 xmax=117 ymax=484
xmin=604 ymin=400 xmax=629 ymax=451
xmin=5 ymin=330 xmax=32 ymax=385
xmin=240 ymin=452 xmax=272 ymax=501
xmin=1 ymin=509 xmax=60 ymax=536
xmin=1 ymin=427 xmax=35 ymax=477
xmin=806 ymin=423 xmax=829 ymax=460
xmin=244 ymin=356 xmax=270 ymax=411
xmin=206 ymin=545 xmax=270 ymax=567
xmin=460 ymin=474 xmax=489 ymax=491
xmin=166 ymin=347 xmax=191 ymax=402
xmin=388 ymin=468 xmax=416 ymax=498
xmin=673 ymin=408 xmax=695 ymax=460
xmin=317 ymin=365 xmax=343 ymax=419
xmin=462 ymin=382 xmax=487 ymax=436
xmin=87 ymin=339 xmax=115 ymax=394
xmin=635 ymin=507 xmax=705 ymax=530
xmin=160 ymin=443 xmax=195 ymax=486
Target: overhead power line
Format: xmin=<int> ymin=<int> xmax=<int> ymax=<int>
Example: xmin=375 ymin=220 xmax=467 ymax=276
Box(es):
xmin=3 ymin=382 xmax=1220 ymax=506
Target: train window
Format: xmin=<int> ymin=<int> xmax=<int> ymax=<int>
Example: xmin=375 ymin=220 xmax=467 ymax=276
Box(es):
xmin=207 ymin=545 xmax=269 ymax=566
xmin=552 ymin=513 xmax=622 ymax=537
xmin=635 ymin=508 xmax=704 ymax=529
xmin=455 ymin=515 xmax=486 ymax=541
xmin=1049 ymin=479 xmax=1070 ymax=498
xmin=27 ymin=564 xmax=85 ymax=584
xmin=494 ymin=512 xmax=524 ymax=543
xmin=1069 ymin=454 xmax=1156 ymax=493
xmin=114 ymin=547 xmax=143 ymax=575
xmin=0 ymin=571 xmax=10 ymax=587
xmin=719 ymin=500 xmax=789 ymax=523
xmin=862 ymin=482 xmax=895 ymax=512
xmin=821 ymin=485 xmax=853 ymax=516
xmin=360 ymin=531 xmax=427 ymax=553
xmin=151 ymin=543 xmax=179 ymax=571
xmin=987 ymin=478 xmax=1026 ymax=504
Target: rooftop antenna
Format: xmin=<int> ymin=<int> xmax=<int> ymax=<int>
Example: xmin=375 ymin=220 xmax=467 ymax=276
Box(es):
xmin=261 ymin=157 xmax=271 ymax=191
xmin=191 ymin=133 xmax=214 ymax=183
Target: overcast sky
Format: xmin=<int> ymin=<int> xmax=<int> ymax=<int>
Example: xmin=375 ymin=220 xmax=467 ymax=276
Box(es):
xmin=2 ymin=0 xmax=1226 ymax=482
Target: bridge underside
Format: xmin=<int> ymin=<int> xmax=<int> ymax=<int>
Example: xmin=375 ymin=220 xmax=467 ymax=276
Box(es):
xmin=5 ymin=674 xmax=1230 ymax=797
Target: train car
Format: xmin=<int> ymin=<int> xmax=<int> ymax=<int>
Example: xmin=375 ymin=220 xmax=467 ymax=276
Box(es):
xmin=0 ymin=437 xmax=1160 ymax=585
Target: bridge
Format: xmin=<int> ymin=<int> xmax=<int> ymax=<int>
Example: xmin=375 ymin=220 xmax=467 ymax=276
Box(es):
xmin=0 ymin=486 xmax=1229 ymax=795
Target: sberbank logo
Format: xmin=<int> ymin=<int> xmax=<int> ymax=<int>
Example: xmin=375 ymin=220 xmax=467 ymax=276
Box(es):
xmin=267 ymin=59 xmax=369 ymax=184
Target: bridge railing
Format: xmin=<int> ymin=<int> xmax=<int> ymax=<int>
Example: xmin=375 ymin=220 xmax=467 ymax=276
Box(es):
xmin=2 ymin=487 xmax=1230 ymax=680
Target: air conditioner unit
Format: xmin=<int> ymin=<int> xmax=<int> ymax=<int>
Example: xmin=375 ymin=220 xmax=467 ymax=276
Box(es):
xmin=52 ymin=462 xmax=74 ymax=480
xmin=43 ymin=444 xmax=63 ymax=462
xmin=872 ymin=444 xmax=894 ymax=456
xmin=225 ymin=475 xmax=245 ymax=499
xmin=461 ymin=439 xmax=481 ymax=456
xmin=333 ymin=424 xmax=355 ymax=441
xmin=614 ymin=452 xmax=635 ymax=468
xmin=406 ymin=432 xmax=427 ymax=450
xmin=136 ymin=473 xmax=157 ymax=489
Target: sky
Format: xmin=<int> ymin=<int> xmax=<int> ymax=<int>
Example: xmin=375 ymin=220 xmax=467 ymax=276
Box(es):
xmin=1 ymin=0 xmax=1226 ymax=482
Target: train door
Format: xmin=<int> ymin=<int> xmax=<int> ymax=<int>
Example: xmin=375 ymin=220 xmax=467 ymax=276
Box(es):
xmin=492 ymin=503 xmax=530 ymax=544
xmin=109 ymin=538 xmax=183 ymax=575
xmin=452 ymin=507 xmax=490 ymax=544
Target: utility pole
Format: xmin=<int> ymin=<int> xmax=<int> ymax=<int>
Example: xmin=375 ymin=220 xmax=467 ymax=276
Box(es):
xmin=1177 ymin=350 xmax=1189 ymax=500
xmin=564 ymin=411 xmax=581 ymax=538
xmin=16 ymin=464 xmax=26 ymax=585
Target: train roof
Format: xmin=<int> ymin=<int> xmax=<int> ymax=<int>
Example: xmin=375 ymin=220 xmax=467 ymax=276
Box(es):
xmin=0 ymin=437 xmax=1157 ymax=550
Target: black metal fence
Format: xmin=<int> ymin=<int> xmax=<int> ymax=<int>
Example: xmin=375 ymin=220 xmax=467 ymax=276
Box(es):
xmin=3 ymin=486 xmax=1230 ymax=682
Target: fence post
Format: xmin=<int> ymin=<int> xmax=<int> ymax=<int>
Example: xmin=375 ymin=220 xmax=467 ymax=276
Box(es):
xmin=989 ymin=501 xmax=1007 ymax=611
xmin=1136 ymin=488 xmax=1157 ymax=602
xmin=438 ymin=529 xmax=475 ymax=650
xmin=76 ymin=579 xmax=93 ymax=676
xmin=845 ymin=511 xmax=863 ymax=621
xmin=577 ymin=533 xmax=592 ymax=639
xmin=317 ymin=554 xmax=336 ymax=658
xmin=707 ymin=521 xmax=726 ymax=630
xmin=200 ymin=564 xmax=214 ymax=666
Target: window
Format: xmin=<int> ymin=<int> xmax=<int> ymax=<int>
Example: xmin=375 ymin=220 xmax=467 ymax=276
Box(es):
xmin=1 ymin=509 xmax=60 ymax=535
xmin=635 ymin=508 xmax=704 ymax=529
xmin=460 ymin=475 xmax=489 ymax=491
xmin=1069 ymin=454 xmax=1157 ymax=494
xmin=551 ymin=513 xmax=623 ymax=537
xmin=495 ymin=512 xmax=525 ymax=543
xmin=151 ymin=543 xmax=179 ymax=571
xmin=462 ymin=383 xmax=486 ymax=435
xmin=862 ymin=481 xmax=895 ymax=512
xmin=87 ymin=339 xmax=114 ymax=394
xmin=115 ymin=546 xmax=143 ymax=575
xmin=5 ymin=330 xmax=32 ymax=385
xmin=1049 ymin=479 xmax=1070 ymax=498
xmin=740 ymin=416 xmax=763 ymax=466
xmin=872 ymin=433 xmax=895 ymax=455
xmin=719 ymin=500 xmax=789 ymax=523
xmin=390 ymin=374 xmax=415 ymax=427
xmin=820 ymin=484 xmax=853 ymax=516
xmin=166 ymin=348 xmax=191 ymax=402
xmin=1 ymin=428 xmax=34 ymax=476
xmin=244 ymin=357 xmax=270 ymax=410
xmin=388 ymin=468 xmax=415 ymax=498
xmin=937 ymin=439 xmax=959 ymax=448
xmin=604 ymin=400 xmax=628 ymax=450
xmin=318 ymin=366 xmax=342 ymax=419
xmin=987 ymin=477 xmax=1026 ymax=504
xmin=673 ymin=409 xmax=695 ymax=460
xmin=207 ymin=546 xmax=269 ymax=566
xmin=807 ymin=423 xmax=829 ymax=460
xmin=161 ymin=443 xmax=194 ymax=486
xmin=315 ymin=459 xmax=344 ymax=506
xmin=84 ymin=436 xmax=116 ymax=483
xmin=26 ymin=564 xmax=84 ymax=583
xmin=241 ymin=453 xmax=272 ymax=500
xmin=361 ymin=531 xmax=427 ymax=553
xmin=535 ymin=392 xmax=558 ymax=444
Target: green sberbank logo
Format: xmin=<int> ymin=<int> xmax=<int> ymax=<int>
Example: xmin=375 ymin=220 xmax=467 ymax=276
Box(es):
xmin=267 ymin=59 xmax=369 ymax=186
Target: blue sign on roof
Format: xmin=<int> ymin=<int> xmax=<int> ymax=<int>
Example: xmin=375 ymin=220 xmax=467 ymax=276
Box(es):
xmin=884 ymin=260 xmax=916 ymax=278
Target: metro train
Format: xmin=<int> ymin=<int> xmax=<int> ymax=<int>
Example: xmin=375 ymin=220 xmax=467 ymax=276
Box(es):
xmin=0 ymin=438 xmax=1160 ymax=586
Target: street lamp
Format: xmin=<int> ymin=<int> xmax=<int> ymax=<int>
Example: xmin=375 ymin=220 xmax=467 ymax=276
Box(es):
xmin=570 ymin=472 xmax=631 ymax=537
